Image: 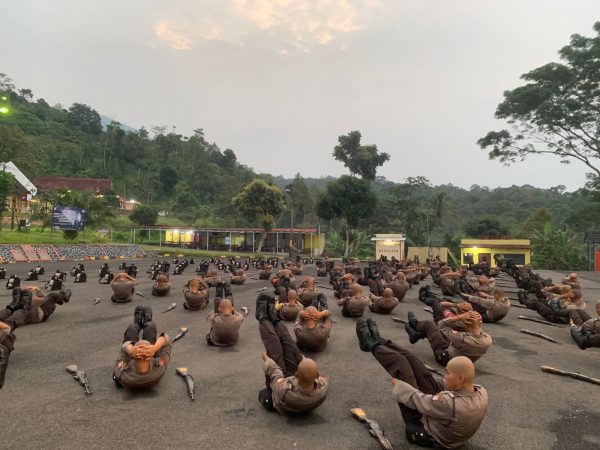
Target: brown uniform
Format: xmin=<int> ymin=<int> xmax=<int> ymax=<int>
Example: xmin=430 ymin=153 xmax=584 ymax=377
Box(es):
xmin=111 ymin=281 xmax=135 ymax=303
xmin=462 ymin=294 xmax=510 ymax=323
xmin=294 ymin=315 xmax=332 ymax=352
xmin=263 ymin=357 xmax=329 ymax=415
xmin=416 ymin=318 xmax=492 ymax=365
xmin=152 ymin=277 xmax=171 ymax=296
xmin=337 ymin=295 xmax=370 ymax=317
xmin=392 ymin=381 xmax=488 ymax=449
xmin=206 ymin=312 xmax=243 ymax=346
xmin=369 ymin=293 xmax=399 ymax=314
xmin=183 ymin=280 xmax=209 ymax=310
xmin=386 ymin=281 xmax=409 ymax=302
xmin=113 ymin=340 xmax=172 ymax=390
xmin=279 ymin=303 xmax=303 ymax=321
xmin=298 ymin=289 xmax=316 ymax=308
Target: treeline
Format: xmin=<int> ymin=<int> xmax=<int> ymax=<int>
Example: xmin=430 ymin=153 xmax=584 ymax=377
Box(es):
xmin=0 ymin=74 xmax=597 ymax=268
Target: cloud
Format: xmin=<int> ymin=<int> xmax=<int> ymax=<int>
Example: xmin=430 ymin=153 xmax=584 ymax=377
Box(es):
xmin=154 ymin=20 xmax=193 ymax=50
xmin=232 ymin=0 xmax=368 ymax=47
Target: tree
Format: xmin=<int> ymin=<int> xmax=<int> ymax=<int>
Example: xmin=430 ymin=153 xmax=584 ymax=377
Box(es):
xmin=68 ymin=103 xmax=102 ymax=135
xmin=333 ymin=131 xmax=390 ymax=180
xmin=159 ymin=166 xmax=179 ymax=195
xmin=316 ymin=175 xmax=377 ymax=256
xmin=531 ymin=224 xmax=586 ymax=270
xmin=478 ymin=22 xmax=600 ymax=184
xmin=232 ymin=179 xmax=285 ymax=253
xmin=130 ymin=204 xmax=159 ymax=226
xmin=464 ymin=217 xmax=510 ymax=238
xmin=0 ymin=171 xmax=14 ymax=230
xmin=518 ymin=208 xmax=553 ymax=239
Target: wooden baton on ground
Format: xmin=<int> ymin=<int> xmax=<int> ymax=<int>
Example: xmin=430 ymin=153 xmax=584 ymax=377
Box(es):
xmin=518 ymin=315 xmax=565 ymax=328
xmin=541 ymin=366 xmax=600 ymax=385
xmin=520 ymin=329 xmax=561 ymax=344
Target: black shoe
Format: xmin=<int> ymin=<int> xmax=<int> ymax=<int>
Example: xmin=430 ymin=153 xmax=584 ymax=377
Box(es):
xmin=407 ymin=311 xmax=419 ymax=329
xmin=517 ymin=291 xmax=527 ymax=305
xmin=255 ymin=293 xmax=270 ymax=322
xmin=267 ymin=296 xmax=279 ymax=323
xmin=0 ymin=345 xmax=9 ymax=389
xmin=366 ymin=318 xmax=390 ymax=346
xmin=570 ymin=327 xmax=589 ymax=350
xmin=215 ymin=282 xmax=224 ymax=299
xmin=134 ymin=306 xmax=144 ymax=328
xmin=7 ymin=288 xmax=22 ymax=312
xmin=62 ymin=289 xmax=72 ymax=303
xmin=142 ymin=306 xmax=153 ymax=326
xmin=405 ymin=322 xmax=423 ymax=344
xmin=418 ymin=286 xmax=428 ymax=303
xmin=19 ymin=290 xmax=33 ymax=311
xmin=356 ymin=319 xmax=380 ymax=352
xmin=224 ymin=282 xmax=233 ymax=298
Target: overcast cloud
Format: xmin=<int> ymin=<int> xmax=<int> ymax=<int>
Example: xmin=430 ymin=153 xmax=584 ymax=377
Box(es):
xmin=2 ymin=0 xmax=598 ymax=190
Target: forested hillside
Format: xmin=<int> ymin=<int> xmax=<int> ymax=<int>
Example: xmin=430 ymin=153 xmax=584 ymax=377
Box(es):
xmin=0 ymin=73 xmax=597 ymax=268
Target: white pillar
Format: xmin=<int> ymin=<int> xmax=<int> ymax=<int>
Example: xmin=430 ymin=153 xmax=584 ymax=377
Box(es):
xmin=206 ymin=230 xmax=209 ymax=251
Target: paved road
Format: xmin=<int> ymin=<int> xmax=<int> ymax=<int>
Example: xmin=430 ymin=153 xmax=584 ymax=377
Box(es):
xmin=1 ymin=259 xmax=598 ymax=449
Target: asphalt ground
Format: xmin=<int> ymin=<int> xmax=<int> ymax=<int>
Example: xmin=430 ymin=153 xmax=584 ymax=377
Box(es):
xmin=0 ymin=259 xmax=599 ymax=450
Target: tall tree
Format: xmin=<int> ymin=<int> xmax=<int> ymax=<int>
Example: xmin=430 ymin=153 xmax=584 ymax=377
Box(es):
xmin=316 ymin=175 xmax=377 ymax=256
xmin=478 ymin=22 xmax=600 ymax=184
xmin=333 ymin=131 xmax=390 ymax=180
xmin=0 ymin=171 xmax=14 ymax=230
xmin=130 ymin=204 xmax=159 ymax=226
xmin=68 ymin=103 xmax=102 ymax=135
xmin=518 ymin=208 xmax=553 ymax=239
xmin=232 ymin=179 xmax=285 ymax=252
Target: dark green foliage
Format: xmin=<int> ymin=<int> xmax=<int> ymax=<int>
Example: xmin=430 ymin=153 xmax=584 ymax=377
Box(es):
xmin=464 ymin=217 xmax=510 ymax=238
xmin=333 ymin=131 xmax=390 ymax=180
xmin=68 ymin=103 xmax=102 ymax=135
xmin=0 ymin=171 xmax=14 ymax=230
xmin=479 ymin=22 xmax=600 ymax=186
xmin=130 ymin=205 xmax=159 ymax=226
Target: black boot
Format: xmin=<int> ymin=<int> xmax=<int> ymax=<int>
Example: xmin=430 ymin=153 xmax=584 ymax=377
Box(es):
xmin=570 ymin=327 xmax=589 ymax=350
xmin=142 ymin=307 xmax=153 ymax=326
xmin=134 ymin=306 xmax=144 ymax=328
xmin=418 ymin=286 xmax=428 ymax=303
xmin=215 ymin=282 xmax=224 ymax=299
xmin=517 ymin=290 xmax=527 ymax=304
xmin=224 ymin=282 xmax=233 ymax=298
xmin=6 ymin=288 xmax=22 ymax=312
xmin=407 ymin=311 xmax=419 ymax=329
xmin=0 ymin=345 xmax=9 ymax=389
xmin=366 ymin=318 xmax=390 ymax=346
xmin=267 ymin=296 xmax=279 ymax=323
xmin=255 ymin=293 xmax=270 ymax=322
xmin=62 ymin=289 xmax=72 ymax=303
xmin=19 ymin=290 xmax=32 ymax=311
xmin=404 ymin=322 xmax=423 ymax=344
xmin=356 ymin=319 xmax=380 ymax=352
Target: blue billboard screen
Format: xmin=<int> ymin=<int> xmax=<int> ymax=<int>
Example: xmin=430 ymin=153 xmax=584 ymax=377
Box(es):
xmin=52 ymin=206 xmax=87 ymax=231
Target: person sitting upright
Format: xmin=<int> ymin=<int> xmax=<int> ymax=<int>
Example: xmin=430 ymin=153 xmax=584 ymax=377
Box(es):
xmin=337 ymin=284 xmax=370 ymax=318
xmin=113 ymin=306 xmax=171 ymax=391
xmin=111 ymin=273 xmax=136 ymax=304
xmin=255 ymin=293 xmax=329 ymax=415
xmin=369 ymin=287 xmax=400 ymax=314
xmin=356 ymin=318 xmax=488 ymax=449
xmin=151 ymin=274 xmax=171 ymax=297
xmin=294 ymin=305 xmax=332 ymax=352
xmin=206 ymin=298 xmax=243 ymax=347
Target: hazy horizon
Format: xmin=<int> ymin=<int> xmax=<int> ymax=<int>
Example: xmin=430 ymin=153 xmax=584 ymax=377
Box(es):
xmin=3 ymin=1 xmax=598 ymax=191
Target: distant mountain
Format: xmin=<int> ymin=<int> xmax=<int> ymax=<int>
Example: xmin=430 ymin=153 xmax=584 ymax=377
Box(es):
xmin=100 ymin=115 xmax=136 ymax=132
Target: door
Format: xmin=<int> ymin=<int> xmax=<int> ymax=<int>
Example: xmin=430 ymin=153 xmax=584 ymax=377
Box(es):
xmin=478 ymin=253 xmax=491 ymax=264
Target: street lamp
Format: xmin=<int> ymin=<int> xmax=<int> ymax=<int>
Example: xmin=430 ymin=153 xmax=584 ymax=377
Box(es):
xmin=285 ymin=187 xmax=294 ymax=254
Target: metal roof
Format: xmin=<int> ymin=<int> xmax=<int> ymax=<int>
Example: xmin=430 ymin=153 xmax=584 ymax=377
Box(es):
xmin=0 ymin=161 xmax=37 ymax=196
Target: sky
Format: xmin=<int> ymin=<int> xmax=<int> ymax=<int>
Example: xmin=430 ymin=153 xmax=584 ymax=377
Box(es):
xmin=2 ymin=0 xmax=598 ymax=191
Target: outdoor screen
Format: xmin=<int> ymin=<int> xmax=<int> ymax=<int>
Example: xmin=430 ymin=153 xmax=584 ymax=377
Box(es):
xmin=51 ymin=205 xmax=87 ymax=231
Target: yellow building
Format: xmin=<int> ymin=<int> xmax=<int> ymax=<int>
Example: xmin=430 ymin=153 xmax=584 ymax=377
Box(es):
xmin=460 ymin=239 xmax=531 ymax=266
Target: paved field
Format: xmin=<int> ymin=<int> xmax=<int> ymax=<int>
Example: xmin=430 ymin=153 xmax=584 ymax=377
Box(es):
xmin=1 ymin=259 xmax=599 ymax=450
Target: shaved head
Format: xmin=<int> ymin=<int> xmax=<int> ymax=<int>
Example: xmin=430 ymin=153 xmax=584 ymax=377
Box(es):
xmin=218 ymin=298 xmax=233 ymax=314
xmin=287 ymin=290 xmax=298 ymax=301
xmin=444 ymin=356 xmax=476 ymax=391
xmin=297 ymin=358 xmax=319 ymax=387
xmin=352 ymin=284 xmax=363 ymax=296
xmin=383 ymin=288 xmax=393 ymax=298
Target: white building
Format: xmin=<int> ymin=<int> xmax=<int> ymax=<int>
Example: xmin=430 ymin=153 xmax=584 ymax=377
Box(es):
xmin=371 ymin=233 xmax=406 ymax=260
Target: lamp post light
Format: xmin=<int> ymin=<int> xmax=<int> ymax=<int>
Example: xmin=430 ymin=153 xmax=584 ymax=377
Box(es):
xmin=285 ymin=187 xmax=294 ymax=254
